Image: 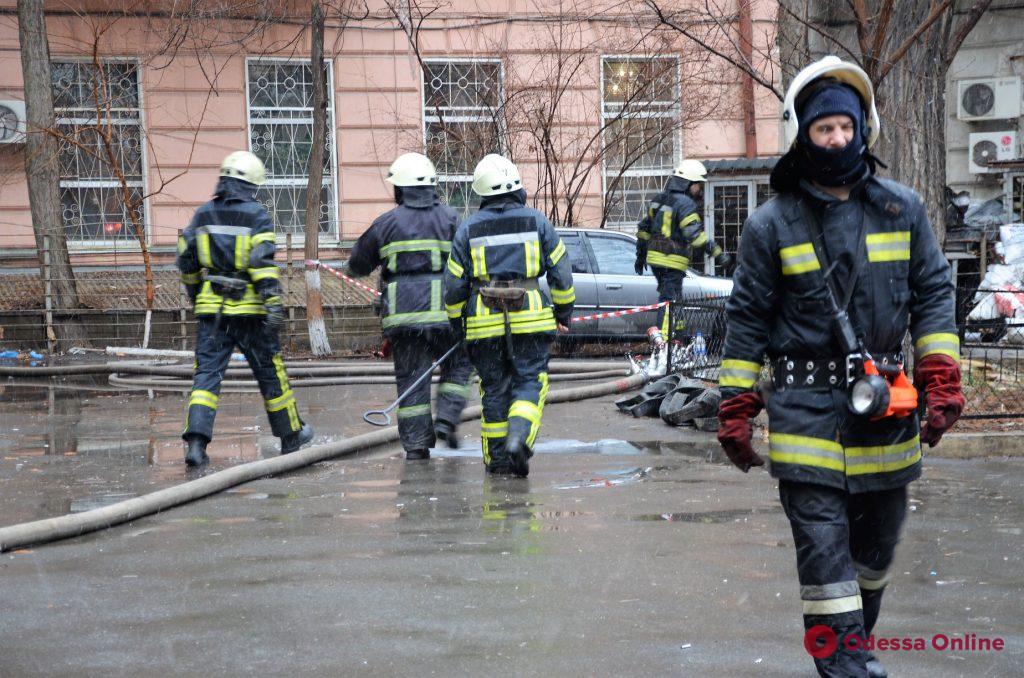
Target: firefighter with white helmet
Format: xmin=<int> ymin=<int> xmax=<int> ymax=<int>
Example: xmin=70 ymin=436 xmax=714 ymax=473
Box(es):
xmin=716 ymin=56 xmax=964 ymax=677
xmin=444 ymin=154 xmax=575 ymax=477
xmin=635 ymin=158 xmax=732 ymax=336
xmin=346 ymin=152 xmax=473 ymax=459
xmin=177 ymin=150 xmax=314 ymax=467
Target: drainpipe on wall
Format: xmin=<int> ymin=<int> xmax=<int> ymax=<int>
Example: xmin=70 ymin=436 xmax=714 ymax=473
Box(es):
xmin=738 ymin=0 xmax=758 ymax=159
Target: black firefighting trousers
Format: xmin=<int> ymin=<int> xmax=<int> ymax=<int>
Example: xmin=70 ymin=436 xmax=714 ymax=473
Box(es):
xmin=465 ymin=333 xmax=552 ymax=468
xmin=653 ymin=266 xmax=685 ymax=335
xmin=182 ymin=316 xmax=303 ymax=442
xmin=391 ymin=331 xmax=473 ymax=453
xmin=779 ymin=480 xmax=908 ymax=678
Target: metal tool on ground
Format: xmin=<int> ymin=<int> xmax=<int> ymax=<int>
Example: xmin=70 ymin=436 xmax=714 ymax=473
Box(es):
xmin=362 ymin=342 xmax=463 ymax=426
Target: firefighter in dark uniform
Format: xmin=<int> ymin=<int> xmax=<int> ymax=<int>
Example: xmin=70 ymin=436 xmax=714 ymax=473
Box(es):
xmin=178 ymin=151 xmax=314 ymax=467
xmin=634 ymin=159 xmax=733 ymax=335
xmin=716 ymin=57 xmax=965 ymax=678
xmin=444 ymin=154 xmax=575 ymax=477
xmin=346 ymin=152 xmax=473 ymax=460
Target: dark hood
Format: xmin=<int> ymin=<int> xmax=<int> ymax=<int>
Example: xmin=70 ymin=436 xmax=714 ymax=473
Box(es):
xmin=395 ymin=185 xmax=440 ymax=209
xmin=664 ymin=175 xmax=691 ymax=194
xmin=214 ymin=176 xmax=259 ymax=202
xmin=480 ymin=188 xmax=527 ymax=211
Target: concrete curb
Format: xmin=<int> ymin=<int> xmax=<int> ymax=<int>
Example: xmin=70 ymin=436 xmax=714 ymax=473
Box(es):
xmin=927 ymin=431 xmax=1024 ymax=459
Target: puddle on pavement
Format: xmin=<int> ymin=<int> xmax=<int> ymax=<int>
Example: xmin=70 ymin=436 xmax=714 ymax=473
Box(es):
xmin=632 ymin=506 xmax=781 ymax=523
xmin=432 ymin=439 xmax=729 ymax=464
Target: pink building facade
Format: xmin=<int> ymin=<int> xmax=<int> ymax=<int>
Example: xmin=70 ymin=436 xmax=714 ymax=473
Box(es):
xmin=0 ymin=0 xmax=780 ymax=271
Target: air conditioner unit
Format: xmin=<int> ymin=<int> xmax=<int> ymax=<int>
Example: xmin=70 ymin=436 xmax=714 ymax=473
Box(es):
xmin=957 ymin=77 xmax=1022 ymax=121
xmin=968 ymin=131 xmax=1017 ymax=174
xmin=0 ymin=100 xmax=26 ymax=144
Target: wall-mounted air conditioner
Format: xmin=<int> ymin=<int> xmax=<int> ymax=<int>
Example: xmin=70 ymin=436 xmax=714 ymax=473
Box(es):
xmin=0 ymin=100 xmax=26 ymax=144
xmin=968 ymin=131 xmax=1017 ymax=174
xmin=957 ymin=77 xmax=1022 ymax=121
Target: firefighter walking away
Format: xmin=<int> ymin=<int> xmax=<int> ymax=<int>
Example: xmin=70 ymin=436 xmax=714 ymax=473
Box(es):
xmin=346 ymin=152 xmax=473 ymax=460
xmin=444 ymin=154 xmax=575 ymax=477
xmin=177 ymin=151 xmax=314 ymax=467
xmin=716 ymin=56 xmax=965 ymax=677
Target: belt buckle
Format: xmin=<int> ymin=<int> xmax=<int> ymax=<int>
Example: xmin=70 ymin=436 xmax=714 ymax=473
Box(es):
xmin=845 ymin=353 xmax=863 ymax=386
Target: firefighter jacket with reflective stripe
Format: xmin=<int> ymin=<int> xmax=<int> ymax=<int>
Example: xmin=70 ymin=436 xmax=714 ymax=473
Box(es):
xmin=346 ymin=187 xmax=460 ymax=336
xmin=719 ymin=175 xmax=958 ymax=492
xmin=443 ymin=192 xmax=575 ymax=341
xmin=177 ymin=177 xmax=282 ymax=316
xmin=636 ymin=176 xmax=721 ymax=272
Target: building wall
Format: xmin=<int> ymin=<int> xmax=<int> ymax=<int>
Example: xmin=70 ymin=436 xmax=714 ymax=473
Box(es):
xmin=945 ymin=5 xmax=1024 ymax=200
xmin=0 ymin=0 xmax=780 ymax=261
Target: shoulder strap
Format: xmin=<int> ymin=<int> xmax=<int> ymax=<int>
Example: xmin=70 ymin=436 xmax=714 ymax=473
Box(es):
xmin=796 ymin=198 xmax=869 ymax=312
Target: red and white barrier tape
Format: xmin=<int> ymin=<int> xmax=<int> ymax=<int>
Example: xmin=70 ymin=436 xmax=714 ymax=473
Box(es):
xmin=571 ymin=301 xmax=667 ymax=323
xmin=306 ymin=259 xmax=382 ymax=298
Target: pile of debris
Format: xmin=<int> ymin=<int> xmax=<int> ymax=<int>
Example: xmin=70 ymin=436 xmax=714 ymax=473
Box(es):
xmin=968 ymin=223 xmax=1024 ymax=342
xmin=614 ymin=374 xmax=720 ymax=431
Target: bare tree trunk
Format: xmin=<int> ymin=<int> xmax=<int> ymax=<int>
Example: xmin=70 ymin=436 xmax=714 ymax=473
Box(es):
xmin=17 ymin=0 xmax=90 ymax=350
xmin=304 ymin=0 xmax=331 ymax=356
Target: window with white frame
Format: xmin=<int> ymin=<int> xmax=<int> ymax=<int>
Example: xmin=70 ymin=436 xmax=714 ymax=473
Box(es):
xmin=423 ymin=60 xmax=503 ymax=217
xmin=601 ymin=56 xmax=680 ymax=231
xmin=246 ymin=60 xmax=336 ymax=238
xmin=52 ymin=61 xmax=145 ymax=242
xmin=694 ymin=178 xmax=774 ymax=274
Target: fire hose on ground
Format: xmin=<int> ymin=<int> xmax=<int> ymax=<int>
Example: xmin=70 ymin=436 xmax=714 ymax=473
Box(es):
xmin=0 ymin=371 xmax=648 ymax=552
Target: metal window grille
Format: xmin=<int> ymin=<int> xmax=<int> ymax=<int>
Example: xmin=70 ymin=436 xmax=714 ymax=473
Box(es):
xmin=601 ymin=56 xmax=680 ymax=231
xmin=422 ymin=60 xmax=503 ymax=217
xmin=52 ymin=61 xmax=145 ymax=244
xmin=696 ymin=179 xmax=771 ymax=274
xmin=246 ymin=59 xmax=336 ymax=238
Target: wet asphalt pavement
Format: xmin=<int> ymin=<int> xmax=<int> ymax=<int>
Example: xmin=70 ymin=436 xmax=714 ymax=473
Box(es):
xmin=1 ymin=378 xmax=1022 ymax=676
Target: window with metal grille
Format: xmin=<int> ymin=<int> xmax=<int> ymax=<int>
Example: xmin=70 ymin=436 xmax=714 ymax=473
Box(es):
xmin=601 ymin=56 xmax=680 ymax=232
xmin=422 ymin=60 xmax=503 ymax=217
xmin=696 ymin=179 xmax=772 ymax=275
xmin=52 ymin=61 xmax=145 ymax=243
xmin=246 ymin=59 xmax=336 ymax=238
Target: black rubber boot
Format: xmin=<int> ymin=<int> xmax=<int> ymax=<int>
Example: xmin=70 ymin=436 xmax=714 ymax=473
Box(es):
xmin=865 ymin=653 xmax=887 ymax=678
xmin=434 ymin=420 xmax=459 ymax=450
xmin=405 ymin=449 xmax=430 ymax=460
xmin=184 ymin=435 xmax=209 ymax=467
xmin=485 ymin=460 xmax=515 ymax=475
xmin=280 ymin=424 xmax=314 ymax=454
xmin=505 ymin=435 xmax=530 ymax=478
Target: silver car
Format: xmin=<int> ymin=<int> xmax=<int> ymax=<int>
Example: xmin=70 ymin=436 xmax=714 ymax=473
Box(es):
xmin=548 ymin=228 xmax=733 ymax=341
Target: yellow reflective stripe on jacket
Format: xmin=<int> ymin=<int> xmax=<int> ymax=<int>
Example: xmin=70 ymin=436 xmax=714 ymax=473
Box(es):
xmin=181 ymin=272 xmax=201 ymax=285
xmin=234 ymin=234 xmax=251 ymax=271
xmin=768 ymin=432 xmax=845 ymax=471
xmin=549 ymin=240 xmax=566 ymax=265
xmin=465 ymin=308 xmax=557 ymax=340
xmin=250 ymin=231 xmax=276 ymax=246
xmin=379 ymin=239 xmax=451 ymax=257
xmin=679 ymin=212 xmax=700 ymax=229
xmin=446 ymin=300 xmax=466 ymax=319
xmin=779 ymin=243 xmax=820 ymax=275
xmin=197 ymin=233 xmax=213 ymax=268
xmin=250 ymin=266 xmax=280 ymax=282
xmin=194 ymin=281 xmax=267 ymax=315
xmin=550 ymin=286 xmax=575 ymax=305
xmin=691 ymin=231 xmax=709 ymax=247
xmin=188 ymin=389 xmax=219 ymax=410
xmin=524 ymin=240 xmax=542 ymax=277
xmin=470 ymin=246 xmax=488 ymax=280
xmin=447 ymin=257 xmax=464 ymax=278
xmin=845 ymin=435 xmax=921 ymax=475
xmin=264 ymin=295 xmax=282 ymax=307
xmin=914 ymin=332 xmax=960 ymax=361
xmin=637 ymin=231 xmax=651 ymax=241
xmin=659 ymin=207 xmax=672 ymax=237
xmin=866 ymin=231 xmax=910 ymax=262
xmin=381 ymin=310 xmax=448 ymax=329
xmin=719 ymin=359 xmax=761 ymax=389
xmin=647 ymin=250 xmax=689 ymax=270
xmin=177 ymin=235 xmax=188 ymax=255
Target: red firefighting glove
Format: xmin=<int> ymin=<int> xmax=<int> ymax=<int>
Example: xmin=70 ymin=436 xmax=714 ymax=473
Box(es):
xmin=717 ymin=390 xmax=766 ymax=472
xmin=914 ymin=354 xmax=965 ymax=447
